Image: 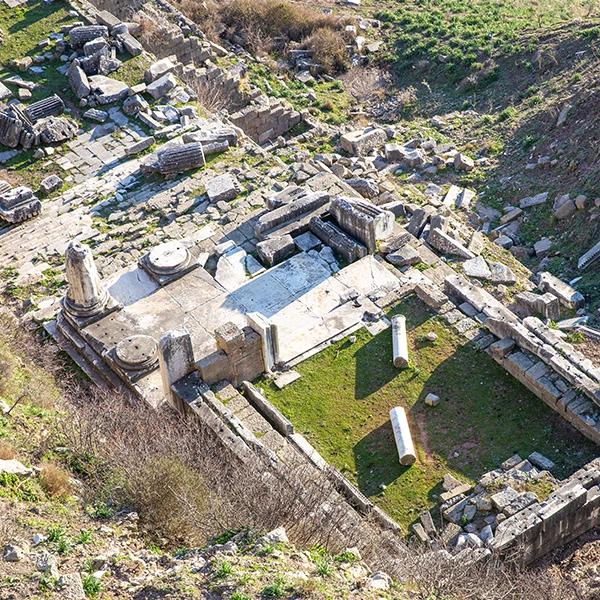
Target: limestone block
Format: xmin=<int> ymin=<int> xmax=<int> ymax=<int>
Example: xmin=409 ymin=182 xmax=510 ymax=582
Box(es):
xmin=256 ymin=235 xmax=295 ymax=267
xmin=206 ymin=173 xmax=241 ymax=203
xmin=158 ymin=329 xmax=196 ymax=409
xmin=146 ymin=72 xmax=177 ymax=100
xmin=340 ymin=127 xmax=387 ymax=156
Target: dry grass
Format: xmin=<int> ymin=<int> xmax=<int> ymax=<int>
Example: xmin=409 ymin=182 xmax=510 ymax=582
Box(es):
xmin=302 ymin=28 xmax=349 ymax=74
xmin=0 ymin=439 xmax=15 ymax=460
xmin=39 ymin=461 xmax=72 ymax=499
xmin=219 ymin=0 xmax=345 ymax=55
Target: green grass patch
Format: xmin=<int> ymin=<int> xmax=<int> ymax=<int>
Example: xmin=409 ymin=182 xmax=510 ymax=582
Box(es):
xmin=247 ymin=64 xmax=352 ymax=125
xmin=262 ymin=297 xmax=597 ymax=532
xmin=374 ymin=0 xmax=596 ymax=82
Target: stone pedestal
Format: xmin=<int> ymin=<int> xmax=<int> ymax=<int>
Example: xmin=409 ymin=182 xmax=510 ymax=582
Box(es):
xmin=62 ymin=241 xmax=118 ymax=327
xmin=391 ymin=315 xmax=409 ymax=368
xmin=390 ymin=407 xmax=416 ymax=465
xmin=158 ymin=329 xmax=196 ymax=411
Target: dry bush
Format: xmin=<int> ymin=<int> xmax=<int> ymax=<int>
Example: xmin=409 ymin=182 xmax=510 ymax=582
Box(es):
xmin=39 ymin=461 xmax=72 ymax=499
xmin=136 ymin=12 xmax=178 ymax=58
xmin=171 ymin=0 xmax=222 ymax=41
xmin=192 ymin=78 xmax=231 ymax=113
xmin=401 ymin=541 xmax=586 ymax=600
xmin=220 ymin=0 xmax=342 ymax=53
xmin=0 ymin=440 xmax=15 ymax=460
xmin=302 ymin=28 xmax=349 ymax=75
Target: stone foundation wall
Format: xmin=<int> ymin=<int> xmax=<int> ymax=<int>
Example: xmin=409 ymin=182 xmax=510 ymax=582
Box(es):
xmin=491 ymin=459 xmax=600 ymax=564
xmin=229 ymin=97 xmax=303 ymax=144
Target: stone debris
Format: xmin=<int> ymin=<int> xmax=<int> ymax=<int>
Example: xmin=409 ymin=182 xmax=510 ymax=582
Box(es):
xmin=206 ymin=173 xmax=241 ymax=203
xmin=0 ymin=186 xmax=41 ymax=223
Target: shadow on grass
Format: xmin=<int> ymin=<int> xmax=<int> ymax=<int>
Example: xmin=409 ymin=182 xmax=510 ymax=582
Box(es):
xmin=351 ymin=298 xmax=599 ymax=503
xmin=353 ymin=301 xmax=430 ymax=400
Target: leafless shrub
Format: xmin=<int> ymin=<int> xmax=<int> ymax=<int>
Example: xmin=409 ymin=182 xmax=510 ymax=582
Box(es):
xmin=399 ymin=540 xmax=586 ymax=600
xmin=342 ymin=67 xmax=387 ymax=103
xmin=136 ymin=12 xmax=178 ymax=58
xmin=191 ymin=78 xmax=231 ymax=114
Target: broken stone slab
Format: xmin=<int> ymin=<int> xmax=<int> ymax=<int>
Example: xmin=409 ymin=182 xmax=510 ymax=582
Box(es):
xmin=122 ymin=94 xmax=149 ymax=116
xmin=385 ymin=144 xmax=425 ymax=168
xmin=0 ymin=458 xmax=32 ymax=476
xmin=346 ymin=177 xmax=379 ymax=198
xmin=519 ymin=192 xmax=548 ymax=209
xmin=83 ymin=108 xmax=108 ymax=123
xmin=88 ymin=75 xmax=130 ymax=104
xmin=453 ymin=152 xmax=474 ymax=171
xmin=427 ymin=228 xmax=475 ymax=259
xmin=0 ymin=81 xmax=12 ymax=100
xmin=274 ymin=370 xmax=301 ymax=389
xmin=500 ymin=207 xmax=523 ymax=224
xmin=442 ymin=186 xmax=476 ymax=210
xmin=424 ymin=392 xmax=440 ymax=407
xmin=144 ymin=57 xmax=177 ymax=84
xmin=340 ymin=126 xmax=387 ymax=156
xmin=294 ymin=231 xmax=321 ymax=252
xmin=69 ymin=25 xmax=108 ymax=48
xmin=125 ymin=136 xmax=154 ymax=156
xmin=406 ymin=207 xmax=431 ymax=238
xmin=463 ymin=256 xmax=491 ymax=279
xmin=489 ymin=262 xmax=516 ymax=284
xmin=256 ymin=235 xmax=295 ymax=267
xmin=118 ymin=31 xmax=143 ymax=56
xmin=386 ymin=245 xmax=420 ymax=267
xmin=515 ymin=291 xmax=560 ymax=320
xmin=206 ymin=173 xmax=241 ymax=203
xmin=533 ymin=238 xmax=552 ymax=257
xmin=83 ymin=36 xmax=109 ymax=56
xmin=553 ymin=193 xmax=576 ymax=220
xmin=537 ymin=271 xmax=584 ymax=309
xmin=68 ymin=62 xmax=90 ymax=98
xmin=146 ymin=72 xmax=177 ymax=100
xmin=490 ymin=486 xmax=519 ymax=511
xmin=39 ymin=174 xmax=62 ymax=195
xmin=0 ymin=186 xmax=41 ymax=223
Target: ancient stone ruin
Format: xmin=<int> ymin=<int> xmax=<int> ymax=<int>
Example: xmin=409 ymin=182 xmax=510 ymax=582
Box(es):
xmin=0 ymin=0 xmax=599 ymax=584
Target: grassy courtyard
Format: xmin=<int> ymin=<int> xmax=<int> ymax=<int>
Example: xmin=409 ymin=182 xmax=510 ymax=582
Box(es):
xmin=262 ymin=297 xmax=598 ymax=532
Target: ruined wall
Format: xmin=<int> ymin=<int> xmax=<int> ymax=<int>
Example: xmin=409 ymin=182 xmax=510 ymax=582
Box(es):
xmin=81 ymin=0 xmax=306 ymax=140
xmin=229 ymin=97 xmax=303 ymax=144
xmin=491 ymin=459 xmax=600 ymax=564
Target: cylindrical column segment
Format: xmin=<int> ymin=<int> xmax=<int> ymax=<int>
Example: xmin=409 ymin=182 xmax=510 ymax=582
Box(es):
xmin=390 ymin=406 xmax=416 ymax=465
xmin=64 ymin=240 xmax=108 ymax=318
xmin=391 ymin=314 xmax=409 ymax=368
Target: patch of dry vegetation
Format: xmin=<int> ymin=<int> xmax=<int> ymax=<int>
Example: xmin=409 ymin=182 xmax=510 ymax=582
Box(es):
xmin=303 ymin=27 xmax=350 ymax=74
